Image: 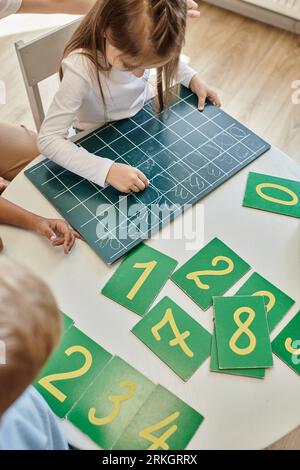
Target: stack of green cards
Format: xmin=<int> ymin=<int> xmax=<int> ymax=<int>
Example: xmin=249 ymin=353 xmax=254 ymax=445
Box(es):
xmin=243 ymin=172 xmax=300 ymax=219
xmin=132 ymin=297 xmax=212 ymax=381
xmin=102 ymin=243 xmax=177 ymax=316
xmin=272 ymin=311 xmax=300 ymax=375
xmin=171 ymin=238 xmax=250 ymax=310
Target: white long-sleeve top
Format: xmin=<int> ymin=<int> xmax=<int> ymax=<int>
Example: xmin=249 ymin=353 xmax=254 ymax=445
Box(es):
xmin=38 ymin=51 xmax=197 ymax=187
xmin=0 ymin=0 xmax=21 ymax=19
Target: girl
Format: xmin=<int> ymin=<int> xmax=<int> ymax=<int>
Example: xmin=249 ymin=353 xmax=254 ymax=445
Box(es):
xmin=38 ymin=0 xmax=220 ymax=194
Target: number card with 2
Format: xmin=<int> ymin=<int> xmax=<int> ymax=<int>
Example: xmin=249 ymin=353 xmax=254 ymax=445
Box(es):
xmin=68 ymin=356 xmax=156 ymax=449
xmin=112 ymin=385 xmax=204 ymax=450
xmin=214 ymin=296 xmax=273 ymax=369
xmin=171 ymin=238 xmax=250 ymax=310
xmin=102 ymin=243 xmax=177 ymax=316
xmin=272 ymin=311 xmax=300 ymax=376
xmin=132 ymin=296 xmax=212 ymax=381
xmin=35 ymin=327 xmax=112 ymax=418
xmin=243 ymin=172 xmax=300 ymax=218
xmin=61 ymin=311 xmax=74 ymax=334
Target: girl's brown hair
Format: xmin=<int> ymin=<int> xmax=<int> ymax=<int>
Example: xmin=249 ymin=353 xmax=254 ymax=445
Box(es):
xmin=60 ymin=0 xmax=187 ymax=111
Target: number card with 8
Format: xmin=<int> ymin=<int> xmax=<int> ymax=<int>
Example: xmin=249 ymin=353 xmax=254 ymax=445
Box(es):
xmin=272 ymin=311 xmax=300 ymax=376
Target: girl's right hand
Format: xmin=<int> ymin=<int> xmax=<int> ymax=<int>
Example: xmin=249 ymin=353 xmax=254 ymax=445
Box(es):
xmin=105 ymin=163 xmax=149 ymax=193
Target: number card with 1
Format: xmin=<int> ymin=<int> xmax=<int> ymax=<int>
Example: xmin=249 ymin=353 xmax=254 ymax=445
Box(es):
xmin=171 ymin=238 xmax=250 ymax=310
xmin=243 ymin=172 xmax=300 ymax=218
xmin=112 ymin=385 xmax=204 ymax=450
xmin=235 ymin=272 xmax=295 ymax=331
xmin=102 ymin=243 xmax=178 ymax=316
xmin=214 ymin=296 xmax=273 ymax=369
xmin=68 ymin=356 xmax=156 ymax=449
xmin=132 ymin=297 xmax=212 ymax=381
xmin=35 ymin=327 xmax=112 ymax=418
xmin=272 ymin=311 xmax=300 ymax=376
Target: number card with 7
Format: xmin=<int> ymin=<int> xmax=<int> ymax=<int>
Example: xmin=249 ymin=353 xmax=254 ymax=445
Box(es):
xmin=102 ymin=243 xmax=178 ymax=316
xmin=35 ymin=327 xmax=112 ymax=418
xmin=214 ymin=296 xmax=273 ymax=369
xmin=272 ymin=311 xmax=300 ymax=376
xmin=171 ymin=238 xmax=250 ymax=310
xmin=68 ymin=356 xmax=156 ymax=449
xmin=112 ymin=385 xmax=204 ymax=450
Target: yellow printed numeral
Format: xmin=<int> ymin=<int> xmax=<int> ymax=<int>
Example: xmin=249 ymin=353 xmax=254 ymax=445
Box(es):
xmin=285 ymin=338 xmax=300 ymax=356
xmin=186 ymin=256 xmax=234 ymax=290
xmin=126 ymin=261 xmax=158 ymax=300
xmin=229 ymin=307 xmax=256 ymax=356
xmin=38 ymin=345 xmax=92 ymax=403
xmin=139 ymin=412 xmax=180 ymax=450
xmin=88 ymin=380 xmax=136 ymax=426
xmin=252 ymin=290 xmax=276 ymax=313
xmin=151 ymin=308 xmax=194 ymax=358
xmin=256 ymin=183 xmax=299 ymax=206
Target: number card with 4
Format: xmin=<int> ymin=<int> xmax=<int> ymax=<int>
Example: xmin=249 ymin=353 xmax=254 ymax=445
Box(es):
xmin=272 ymin=311 xmax=300 ymax=375
xmin=132 ymin=297 xmax=212 ymax=381
xmin=102 ymin=243 xmax=178 ymax=316
xmin=68 ymin=356 xmax=156 ymax=449
xmin=171 ymin=238 xmax=250 ymax=310
xmin=35 ymin=327 xmax=112 ymax=418
xmin=112 ymin=385 xmax=204 ymax=450
xmin=235 ymin=272 xmax=295 ymax=332
xmin=214 ymin=296 xmax=273 ymax=369
xmin=243 ymin=172 xmax=300 ymax=218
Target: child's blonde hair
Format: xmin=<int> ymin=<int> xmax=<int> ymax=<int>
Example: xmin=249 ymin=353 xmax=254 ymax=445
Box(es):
xmin=61 ymin=0 xmax=187 ymax=111
xmin=0 ymin=257 xmax=61 ymax=416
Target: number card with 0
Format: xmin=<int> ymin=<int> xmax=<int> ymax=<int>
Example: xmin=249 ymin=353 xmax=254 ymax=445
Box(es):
xmin=214 ymin=296 xmax=273 ymax=369
xmin=35 ymin=326 xmax=112 ymax=418
xmin=101 ymin=243 xmax=178 ymax=316
xmin=243 ymin=172 xmax=300 ymax=218
xmin=68 ymin=356 xmax=156 ymax=449
xmin=272 ymin=311 xmax=300 ymax=376
xmin=171 ymin=238 xmax=250 ymax=310
xmin=132 ymin=297 xmax=212 ymax=381
xmin=112 ymin=385 xmax=204 ymax=450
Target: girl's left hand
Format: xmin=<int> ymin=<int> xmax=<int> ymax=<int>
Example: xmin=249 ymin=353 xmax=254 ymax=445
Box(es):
xmin=187 ymin=0 xmax=201 ymax=18
xmin=34 ymin=218 xmax=81 ymax=254
xmin=189 ymin=74 xmax=222 ymax=111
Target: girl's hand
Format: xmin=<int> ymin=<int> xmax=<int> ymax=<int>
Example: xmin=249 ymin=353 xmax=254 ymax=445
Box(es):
xmin=190 ymin=74 xmax=221 ymax=111
xmin=187 ymin=0 xmax=201 ymax=18
xmin=34 ymin=218 xmax=80 ymax=254
xmin=106 ymin=163 xmax=149 ymax=193
xmin=0 ymin=178 xmax=9 ymax=195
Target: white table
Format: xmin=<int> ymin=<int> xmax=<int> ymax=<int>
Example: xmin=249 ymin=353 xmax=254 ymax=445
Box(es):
xmin=1 ymin=146 xmax=299 ymax=450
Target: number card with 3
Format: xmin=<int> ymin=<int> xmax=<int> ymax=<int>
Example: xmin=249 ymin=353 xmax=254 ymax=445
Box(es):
xmin=102 ymin=243 xmax=177 ymax=316
xmin=112 ymin=385 xmax=204 ymax=450
xmin=272 ymin=311 xmax=300 ymax=376
xmin=132 ymin=297 xmax=212 ymax=381
xmin=214 ymin=296 xmax=273 ymax=369
xmin=35 ymin=327 xmax=112 ymax=418
xmin=243 ymin=172 xmax=300 ymax=218
xmin=235 ymin=272 xmax=295 ymax=332
xmin=68 ymin=356 xmax=156 ymax=449
xmin=171 ymin=238 xmax=250 ymax=310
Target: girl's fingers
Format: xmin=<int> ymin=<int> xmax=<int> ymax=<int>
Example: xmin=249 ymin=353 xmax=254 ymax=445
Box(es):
xmin=210 ymin=93 xmax=222 ymax=108
xmin=131 ymin=184 xmax=141 ymax=193
xmin=197 ymin=95 xmax=206 ymax=111
xmin=137 ymin=170 xmax=149 ymax=188
xmin=134 ymin=176 xmax=146 ymax=191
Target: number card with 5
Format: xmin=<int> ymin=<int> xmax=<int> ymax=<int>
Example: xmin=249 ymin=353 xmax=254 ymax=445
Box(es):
xmin=35 ymin=327 xmax=112 ymax=418
xmin=272 ymin=311 xmax=300 ymax=375
xmin=102 ymin=243 xmax=178 ymax=316
xmin=112 ymin=385 xmax=204 ymax=450
xmin=171 ymin=238 xmax=250 ymax=310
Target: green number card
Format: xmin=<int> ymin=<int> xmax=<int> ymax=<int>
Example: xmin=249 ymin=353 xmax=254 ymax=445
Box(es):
xmin=132 ymin=296 xmax=212 ymax=381
xmin=61 ymin=311 xmax=74 ymax=334
xmin=102 ymin=243 xmax=178 ymax=316
xmin=235 ymin=272 xmax=295 ymax=332
xmin=243 ymin=172 xmax=300 ymax=218
xmin=171 ymin=238 xmax=250 ymax=310
xmin=35 ymin=327 xmax=112 ymax=418
xmin=214 ymin=296 xmax=273 ymax=369
xmin=67 ymin=356 xmax=156 ymax=449
xmin=272 ymin=311 xmax=300 ymax=375
xmin=210 ymin=329 xmax=265 ymax=379
xmin=112 ymin=385 xmax=204 ymax=450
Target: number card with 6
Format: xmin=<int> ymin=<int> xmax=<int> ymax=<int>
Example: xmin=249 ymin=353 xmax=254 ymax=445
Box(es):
xmin=272 ymin=311 xmax=300 ymax=376
xmin=102 ymin=243 xmax=177 ymax=316
xmin=171 ymin=238 xmax=250 ymax=310
xmin=68 ymin=356 xmax=156 ymax=449
xmin=112 ymin=385 xmax=204 ymax=450
xmin=214 ymin=296 xmax=273 ymax=369
xmin=132 ymin=297 xmax=212 ymax=381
